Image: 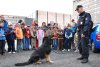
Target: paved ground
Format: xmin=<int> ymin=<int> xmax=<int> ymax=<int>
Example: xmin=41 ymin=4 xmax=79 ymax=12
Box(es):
xmin=0 ymin=50 xmax=100 ymax=67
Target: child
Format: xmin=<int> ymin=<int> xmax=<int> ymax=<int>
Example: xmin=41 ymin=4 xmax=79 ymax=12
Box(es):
xmin=62 ymin=25 xmax=73 ymax=51
xmin=30 ymin=26 xmax=37 ymax=49
xmin=15 ymin=23 xmax=23 ymax=52
xmin=6 ymin=23 xmax=16 ymax=53
xmin=46 ymin=27 xmax=52 ymax=37
xmin=21 ymin=23 xmax=26 ymax=50
xmin=37 ymin=27 xmax=44 ymax=47
xmin=24 ymin=25 xmax=31 ymax=50
xmin=52 ymin=27 xmax=58 ymax=50
xmin=0 ymin=22 xmax=6 ymax=55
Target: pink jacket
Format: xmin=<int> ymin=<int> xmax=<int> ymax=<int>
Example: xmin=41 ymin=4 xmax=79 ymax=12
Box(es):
xmin=37 ymin=29 xmax=44 ymax=39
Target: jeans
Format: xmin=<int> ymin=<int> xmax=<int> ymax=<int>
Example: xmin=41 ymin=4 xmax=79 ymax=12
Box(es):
xmin=63 ymin=38 xmax=71 ymax=50
xmin=0 ymin=40 xmax=5 ymax=55
xmin=17 ymin=39 xmax=22 ymax=52
xmin=52 ymin=39 xmax=58 ymax=49
xmin=8 ymin=39 xmax=15 ymax=52
xmin=25 ymin=37 xmax=30 ymax=49
xmin=70 ymin=37 xmax=75 ymax=49
xmin=22 ymin=37 xmax=26 ymax=49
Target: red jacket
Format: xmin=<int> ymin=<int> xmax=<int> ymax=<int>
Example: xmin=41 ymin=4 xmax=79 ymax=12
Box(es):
xmin=52 ymin=29 xmax=58 ymax=39
xmin=25 ymin=28 xmax=31 ymax=38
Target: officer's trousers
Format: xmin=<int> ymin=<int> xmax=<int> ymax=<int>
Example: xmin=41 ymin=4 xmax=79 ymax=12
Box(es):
xmin=78 ymin=31 xmax=89 ymax=59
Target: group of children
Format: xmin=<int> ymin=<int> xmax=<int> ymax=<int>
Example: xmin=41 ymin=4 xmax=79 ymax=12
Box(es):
xmin=38 ymin=22 xmax=78 ymax=52
xmin=0 ymin=16 xmax=79 ymax=55
xmin=0 ymin=19 xmax=33 ymax=55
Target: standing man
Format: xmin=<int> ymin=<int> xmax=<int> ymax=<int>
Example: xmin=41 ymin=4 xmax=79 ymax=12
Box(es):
xmin=76 ymin=5 xmax=93 ymax=63
xmin=0 ymin=21 xmax=6 ymax=55
xmin=0 ymin=15 xmax=8 ymax=31
xmin=0 ymin=15 xmax=8 ymax=53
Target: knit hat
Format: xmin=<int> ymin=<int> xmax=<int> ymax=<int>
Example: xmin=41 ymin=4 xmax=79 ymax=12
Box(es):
xmin=8 ymin=22 xmax=12 ymax=26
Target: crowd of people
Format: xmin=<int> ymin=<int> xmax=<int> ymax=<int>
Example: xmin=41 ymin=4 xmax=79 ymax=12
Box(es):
xmin=0 ymin=15 xmax=79 ymax=55
xmin=0 ymin=5 xmax=93 ymax=64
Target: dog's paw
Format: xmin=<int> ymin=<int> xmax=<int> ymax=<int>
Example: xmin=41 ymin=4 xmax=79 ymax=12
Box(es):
xmin=35 ymin=61 xmax=42 ymax=64
xmin=47 ymin=61 xmax=54 ymax=64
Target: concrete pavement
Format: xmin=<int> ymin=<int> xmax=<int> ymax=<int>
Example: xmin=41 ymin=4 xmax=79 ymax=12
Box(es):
xmin=0 ymin=50 xmax=100 ymax=67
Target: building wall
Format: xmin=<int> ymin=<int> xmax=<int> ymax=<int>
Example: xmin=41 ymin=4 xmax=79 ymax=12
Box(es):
xmin=36 ymin=10 xmax=71 ymax=28
xmin=57 ymin=13 xmax=63 ymax=29
xmin=24 ymin=18 xmax=33 ymax=25
xmin=37 ymin=10 xmax=47 ymax=26
xmin=4 ymin=15 xmax=25 ymax=24
xmin=73 ymin=0 xmax=100 ymax=24
xmin=48 ymin=12 xmax=56 ymax=24
xmin=64 ymin=14 xmax=71 ymax=26
xmin=3 ymin=15 xmax=33 ymax=27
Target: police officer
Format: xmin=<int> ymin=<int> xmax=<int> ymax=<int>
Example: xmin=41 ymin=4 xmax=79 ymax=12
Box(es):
xmin=76 ymin=5 xmax=92 ymax=63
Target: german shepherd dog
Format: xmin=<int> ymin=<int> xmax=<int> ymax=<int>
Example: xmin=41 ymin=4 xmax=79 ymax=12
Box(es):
xmin=15 ymin=37 xmax=53 ymax=66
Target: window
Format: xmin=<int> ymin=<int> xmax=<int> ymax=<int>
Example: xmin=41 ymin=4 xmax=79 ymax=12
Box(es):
xmin=95 ymin=25 xmax=100 ymax=32
xmin=92 ymin=26 xmax=97 ymax=32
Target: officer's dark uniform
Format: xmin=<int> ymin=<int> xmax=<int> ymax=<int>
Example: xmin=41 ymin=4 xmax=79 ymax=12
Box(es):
xmin=77 ymin=11 xmax=92 ymax=63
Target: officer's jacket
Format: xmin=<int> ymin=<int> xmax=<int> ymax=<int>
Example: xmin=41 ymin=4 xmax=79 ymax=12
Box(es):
xmin=78 ymin=11 xmax=92 ymax=34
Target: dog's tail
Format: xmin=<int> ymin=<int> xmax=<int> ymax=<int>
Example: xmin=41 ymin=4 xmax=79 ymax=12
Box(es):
xmin=15 ymin=61 xmax=32 ymax=66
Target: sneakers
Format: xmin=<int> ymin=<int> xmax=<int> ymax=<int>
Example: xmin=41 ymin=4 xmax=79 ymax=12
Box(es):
xmin=62 ymin=49 xmax=71 ymax=51
xmin=12 ymin=52 xmax=16 ymax=54
xmin=62 ymin=49 xmax=67 ymax=51
xmin=81 ymin=59 xmax=88 ymax=63
xmin=68 ymin=49 xmax=71 ymax=51
xmin=8 ymin=51 xmax=16 ymax=54
xmin=8 ymin=52 xmax=12 ymax=54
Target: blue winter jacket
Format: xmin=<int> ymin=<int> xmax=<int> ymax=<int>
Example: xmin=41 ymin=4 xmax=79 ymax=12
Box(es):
xmin=65 ymin=28 xmax=73 ymax=39
xmin=6 ymin=28 xmax=16 ymax=40
xmin=63 ymin=28 xmax=67 ymax=37
xmin=3 ymin=20 xmax=8 ymax=31
xmin=70 ymin=26 xmax=77 ymax=37
xmin=0 ymin=27 xmax=6 ymax=40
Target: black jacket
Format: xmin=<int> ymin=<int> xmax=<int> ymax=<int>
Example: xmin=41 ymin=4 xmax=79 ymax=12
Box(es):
xmin=78 ymin=11 xmax=92 ymax=35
